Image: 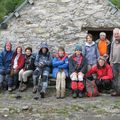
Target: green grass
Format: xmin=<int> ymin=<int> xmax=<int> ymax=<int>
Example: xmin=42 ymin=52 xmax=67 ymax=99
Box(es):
xmin=0 ymin=0 xmax=25 ymax=22
xmin=111 ymin=0 xmax=120 ymax=9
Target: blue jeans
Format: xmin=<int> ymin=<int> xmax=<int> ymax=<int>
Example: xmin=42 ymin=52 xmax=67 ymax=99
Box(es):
xmin=112 ymin=63 xmax=120 ymax=92
xmin=0 ymin=74 xmax=11 ymax=88
xmin=33 ymin=67 xmax=50 ymax=92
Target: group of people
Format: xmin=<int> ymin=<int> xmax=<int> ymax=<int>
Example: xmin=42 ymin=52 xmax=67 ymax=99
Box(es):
xmin=0 ymin=28 xmax=120 ymax=99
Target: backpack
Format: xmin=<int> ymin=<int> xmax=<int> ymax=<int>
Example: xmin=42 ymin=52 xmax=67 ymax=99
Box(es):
xmin=85 ymin=79 xmax=99 ymax=97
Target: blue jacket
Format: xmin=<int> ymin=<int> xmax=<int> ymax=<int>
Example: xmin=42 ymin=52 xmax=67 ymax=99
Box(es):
xmin=52 ymin=53 xmax=69 ymax=78
xmin=34 ymin=43 xmax=52 ymax=71
xmin=0 ymin=49 xmax=14 ymax=74
xmin=82 ymin=42 xmax=100 ymax=65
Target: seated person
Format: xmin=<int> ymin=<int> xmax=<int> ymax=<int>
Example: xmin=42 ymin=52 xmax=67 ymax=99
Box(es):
xmin=69 ymin=45 xmax=87 ymax=98
xmin=86 ymin=56 xmax=113 ymax=93
xmin=18 ymin=47 xmax=35 ymax=91
xmin=9 ymin=46 xmax=25 ymax=91
xmin=32 ymin=42 xmax=52 ymax=98
xmin=52 ymin=47 xmax=68 ymax=99
xmin=0 ymin=41 xmax=13 ymax=91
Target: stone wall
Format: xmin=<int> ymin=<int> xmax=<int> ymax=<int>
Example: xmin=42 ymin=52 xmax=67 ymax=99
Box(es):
xmin=0 ymin=0 xmax=120 ymax=54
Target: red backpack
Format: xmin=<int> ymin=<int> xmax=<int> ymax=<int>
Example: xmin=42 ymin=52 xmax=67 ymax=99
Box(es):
xmin=85 ymin=79 xmax=99 ymax=97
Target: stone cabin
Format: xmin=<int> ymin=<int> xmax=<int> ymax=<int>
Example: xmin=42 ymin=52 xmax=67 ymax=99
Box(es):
xmin=0 ymin=0 xmax=120 ymax=54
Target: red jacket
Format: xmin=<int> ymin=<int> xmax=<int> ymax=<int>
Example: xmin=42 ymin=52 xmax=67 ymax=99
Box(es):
xmin=86 ymin=63 xmax=113 ymax=80
xmin=11 ymin=46 xmax=25 ymax=71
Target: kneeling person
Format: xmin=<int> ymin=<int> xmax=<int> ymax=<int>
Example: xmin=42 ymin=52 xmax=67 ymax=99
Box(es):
xmin=86 ymin=56 xmax=113 ymax=93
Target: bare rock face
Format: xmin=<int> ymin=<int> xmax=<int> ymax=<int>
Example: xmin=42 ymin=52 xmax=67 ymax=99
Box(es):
xmin=0 ymin=0 xmax=120 ymax=53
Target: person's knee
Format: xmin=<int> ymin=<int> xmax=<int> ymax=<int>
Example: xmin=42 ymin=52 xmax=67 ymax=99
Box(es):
xmin=70 ymin=73 xmax=77 ymax=81
xmin=57 ymin=72 xmax=61 ymax=79
xmin=61 ymin=72 xmax=66 ymax=80
xmin=33 ymin=70 xmax=40 ymax=76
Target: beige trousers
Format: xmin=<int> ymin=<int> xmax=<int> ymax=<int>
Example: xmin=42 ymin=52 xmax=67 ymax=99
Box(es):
xmin=19 ymin=69 xmax=33 ymax=82
xmin=56 ymin=71 xmax=66 ymax=92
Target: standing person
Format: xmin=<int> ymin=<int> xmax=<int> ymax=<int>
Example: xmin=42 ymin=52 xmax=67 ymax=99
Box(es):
xmin=86 ymin=56 xmax=113 ymax=93
xmin=52 ymin=47 xmax=68 ymax=99
xmin=69 ymin=45 xmax=87 ymax=98
xmin=96 ymin=32 xmax=111 ymax=61
xmin=9 ymin=46 xmax=25 ymax=92
xmin=0 ymin=41 xmax=14 ymax=91
xmin=82 ymin=34 xmax=99 ymax=70
xmin=110 ymin=28 xmax=120 ymax=96
xmin=18 ymin=47 xmax=35 ymax=92
xmin=32 ymin=43 xmax=52 ymax=98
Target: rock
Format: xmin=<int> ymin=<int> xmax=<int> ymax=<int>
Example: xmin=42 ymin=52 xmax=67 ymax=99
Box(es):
xmin=32 ymin=113 xmax=40 ymax=118
xmin=61 ymin=0 xmax=71 ymax=2
xmin=2 ymin=108 xmax=9 ymax=112
xmin=3 ymin=114 xmax=8 ymax=117
xmin=22 ymin=105 xmax=29 ymax=110
xmin=0 ymin=0 xmax=120 ymax=53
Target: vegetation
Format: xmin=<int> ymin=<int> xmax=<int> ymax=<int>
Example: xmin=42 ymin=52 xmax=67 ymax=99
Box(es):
xmin=0 ymin=0 xmax=24 ymax=22
xmin=111 ymin=0 xmax=120 ymax=9
xmin=0 ymin=0 xmax=119 ymax=23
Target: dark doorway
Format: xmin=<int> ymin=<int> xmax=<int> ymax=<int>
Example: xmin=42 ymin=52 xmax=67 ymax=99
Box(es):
xmin=88 ymin=30 xmax=113 ymax=42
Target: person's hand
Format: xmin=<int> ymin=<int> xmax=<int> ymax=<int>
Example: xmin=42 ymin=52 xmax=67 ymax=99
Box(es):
xmin=78 ymin=72 xmax=84 ymax=77
xmin=39 ymin=62 xmax=44 ymax=67
xmin=72 ymin=72 xmax=77 ymax=76
xmin=110 ymin=62 xmax=113 ymax=66
xmin=14 ymin=69 xmax=18 ymax=74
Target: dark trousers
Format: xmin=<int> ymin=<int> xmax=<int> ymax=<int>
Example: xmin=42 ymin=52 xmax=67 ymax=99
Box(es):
xmin=0 ymin=73 xmax=11 ymax=89
xmin=112 ymin=63 xmax=120 ymax=92
xmin=95 ymin=79 xmax=112 ymax=92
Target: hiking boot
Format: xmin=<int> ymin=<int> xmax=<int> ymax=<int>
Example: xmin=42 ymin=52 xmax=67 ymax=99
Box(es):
xmin=18 ymin=83 xmax=22 ymax=91
xmin=56 ymin=90 xmax=60 ymax=99
xmin=19 ymin=83 xmax=27 ymax=92
xmin=12 ymin=85 xmax=16 ymax=91
xmin=32 ymin=86 xmax=37 ymax=94
xmin=8 ymin=87 xmax=12 ymax=92
xmin=40 ymin=90 xmax=45 ymax=98
xmin=34 ymin=94 xmax=39 ymax=100
xmin=111 ymin=91 xmax=120 ymax=96
xmin=78 ymin=91 xmax=83 ymax=98
xmin=61 ymin=89 xmax=65 ymax=99
xmin=72 ymin=90 xmax=77 ymax=98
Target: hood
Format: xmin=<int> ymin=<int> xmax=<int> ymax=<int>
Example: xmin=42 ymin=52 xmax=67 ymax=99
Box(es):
xmin=4 ymin=41 xmax=12 ymax=51
xmin=85 ymin=41 xmax=95 ymax=47
xmin=39 ymin=42 xmax=49 ymax=53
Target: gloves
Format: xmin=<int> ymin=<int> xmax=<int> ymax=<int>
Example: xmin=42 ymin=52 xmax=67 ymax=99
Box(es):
xmin=39 ymin=62 xmax=44 ymax=67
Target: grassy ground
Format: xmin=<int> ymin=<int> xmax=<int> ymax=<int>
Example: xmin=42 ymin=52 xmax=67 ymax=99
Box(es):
xmin=0 ymin=0 xmax=24 ymax=22
xmin=0 ymin=88 xmax=120 ymax=120
xmin=111 ymin=0 xmax=120 ymax=9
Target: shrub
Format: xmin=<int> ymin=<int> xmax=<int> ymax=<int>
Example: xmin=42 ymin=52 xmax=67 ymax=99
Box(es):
xmin=0 ymin=0 xmax=24 ymax=22
xmin=111 ymin=0 xmax=120 ymax=9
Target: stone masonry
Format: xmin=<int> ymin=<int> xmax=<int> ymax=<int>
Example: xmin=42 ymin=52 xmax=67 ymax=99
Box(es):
xmin=0 ymin=0 xmax=120 ymax=54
